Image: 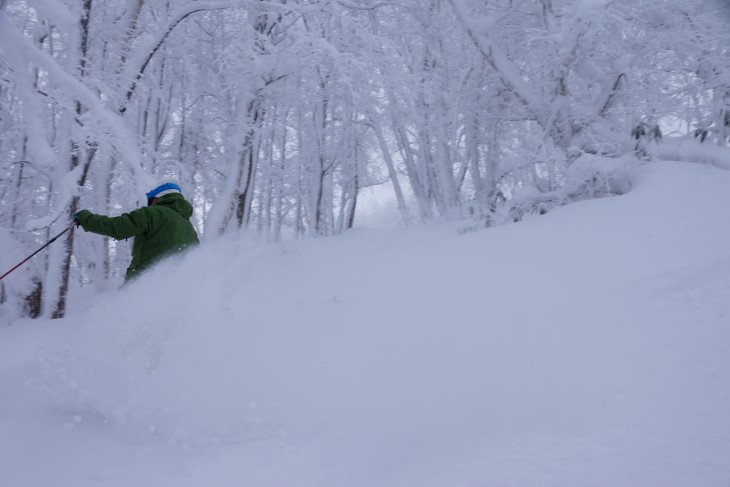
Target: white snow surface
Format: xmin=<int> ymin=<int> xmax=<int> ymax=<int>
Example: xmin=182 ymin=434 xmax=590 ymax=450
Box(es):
xmin=2 ymin=161 xmax=730 ymax=486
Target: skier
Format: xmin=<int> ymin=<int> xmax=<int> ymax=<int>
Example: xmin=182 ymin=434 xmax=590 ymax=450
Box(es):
xmin=74 ymin=182 xmax=200 ymax=282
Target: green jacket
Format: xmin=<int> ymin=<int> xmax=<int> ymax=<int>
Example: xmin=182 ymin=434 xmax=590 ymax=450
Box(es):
xmin=76 ymin=193 xmax=200 ymax=280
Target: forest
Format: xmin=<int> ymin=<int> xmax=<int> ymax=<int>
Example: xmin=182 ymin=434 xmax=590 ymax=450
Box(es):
xmin=1 ymin=0 xmax=729 ymax=322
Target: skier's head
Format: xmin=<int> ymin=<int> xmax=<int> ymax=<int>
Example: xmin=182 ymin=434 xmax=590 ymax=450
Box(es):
xmin=146 ymin=181 xmax=182 ymax=206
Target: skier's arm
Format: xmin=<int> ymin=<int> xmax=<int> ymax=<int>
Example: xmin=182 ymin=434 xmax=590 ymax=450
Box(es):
xmin=75 ymin=208 xmax=150 ymax=241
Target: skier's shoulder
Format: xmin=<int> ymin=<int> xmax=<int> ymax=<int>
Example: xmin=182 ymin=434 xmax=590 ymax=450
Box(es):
xmin=155 ymin=194 xmax=194 ymax=220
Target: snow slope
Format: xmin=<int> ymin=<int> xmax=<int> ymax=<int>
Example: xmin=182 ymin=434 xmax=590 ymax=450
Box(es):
xmin=2 ymin=161 xmax=730 ymax=486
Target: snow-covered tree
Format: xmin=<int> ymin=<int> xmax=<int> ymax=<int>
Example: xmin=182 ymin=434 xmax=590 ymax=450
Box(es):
xmin=1 ymin=0 xmax=727 ymax=322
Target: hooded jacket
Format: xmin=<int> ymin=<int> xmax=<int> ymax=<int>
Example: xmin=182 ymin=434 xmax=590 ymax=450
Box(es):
xmin=76 ymin=193 xmax=199 ymax=280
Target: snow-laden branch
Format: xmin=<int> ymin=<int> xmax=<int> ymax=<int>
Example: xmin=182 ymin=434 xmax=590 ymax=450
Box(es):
xmin=25 ymin=164 xmax=84 ymax=231
xmin=24 ymin=0 xmax=77 ymax=26
xmin=0 ymin=13 xmax=150 ymax=207
xmin=336 ymin=0 xmax=408 ymax=10
xmin=119 ymin=0 xmax=301 ymax=114
xmin=0 ymin=16 xmax=139 ymax=152
xmin=448 ymin=0 xmax=547 ymax=117
xmin=0 ymin=27 xmax=55 ymax=168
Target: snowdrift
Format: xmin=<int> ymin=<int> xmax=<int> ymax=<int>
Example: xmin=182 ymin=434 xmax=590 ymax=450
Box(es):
xmin=18 ymin=160 xmax=730 ymax=486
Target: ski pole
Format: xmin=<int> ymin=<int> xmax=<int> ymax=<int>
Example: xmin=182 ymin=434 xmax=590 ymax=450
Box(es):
xmin=0 ymin=224 xmax=75 ymax=282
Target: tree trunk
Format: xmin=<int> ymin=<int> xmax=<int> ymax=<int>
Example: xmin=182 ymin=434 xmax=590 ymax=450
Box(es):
xmin=51 ymin=0 xmax=94 ymax=319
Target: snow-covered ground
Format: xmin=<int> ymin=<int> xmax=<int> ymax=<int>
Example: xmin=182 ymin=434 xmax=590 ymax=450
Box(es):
xmin=2 ymin=160 xmax=730 ymax=487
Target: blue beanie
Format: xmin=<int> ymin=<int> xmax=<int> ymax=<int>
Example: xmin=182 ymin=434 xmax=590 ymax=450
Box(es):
xmin=146 ymin=182 xmax=182 ymax=201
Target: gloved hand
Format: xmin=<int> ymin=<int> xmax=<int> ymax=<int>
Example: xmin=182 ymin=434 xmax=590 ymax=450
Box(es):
xmin=73 ymin=212 xmax=82 ymax=228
